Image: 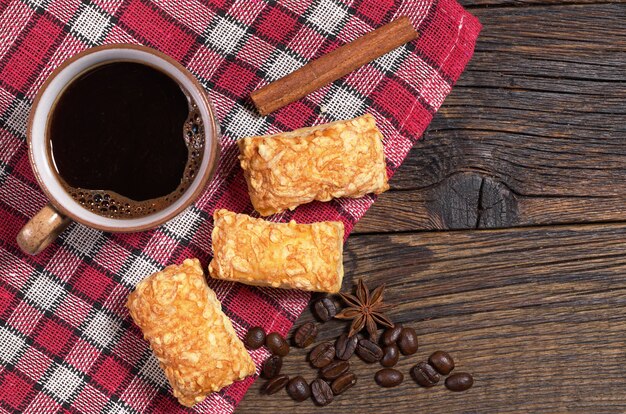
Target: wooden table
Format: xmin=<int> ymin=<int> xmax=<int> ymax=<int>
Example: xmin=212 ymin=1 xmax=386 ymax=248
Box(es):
xmin=239 ymin=0 xmax=626 ymax=411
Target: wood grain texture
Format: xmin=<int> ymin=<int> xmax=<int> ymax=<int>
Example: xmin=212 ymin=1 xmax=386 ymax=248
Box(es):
xmin=239 ymin=1 xmax=626 ymax=412
xmin=354 ymin=2 xmax=626 ymax=233
xmin=238 ymin=224 xmax=626 ymax=412
xmin=463 ymin=0 xmax=626 ymax=7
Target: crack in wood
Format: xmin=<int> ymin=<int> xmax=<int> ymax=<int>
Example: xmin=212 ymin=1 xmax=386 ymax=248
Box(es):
xmin=475 ymin=176 xmax=486 ymax=229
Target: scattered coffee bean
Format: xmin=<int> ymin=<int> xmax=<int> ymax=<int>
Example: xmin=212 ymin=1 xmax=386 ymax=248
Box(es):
xmin=331 ymin=372 xmax=357 ymax=395
xmin=266 ymin=332 xmax=290 ymax=356
xmin=335 ymin=333 xmax=358 ymax=360
xmin=381 ymin=323 xmax=402 ymax=346
xmin=309 ymin=342 xmax=335 ymax=368
xmin=429 ymin=350 xmax=455 ymax=375
xmin=356 ymin=338 xmax=383 ymax=363
xmin=397 ymin=327 xmax=418 ymax=355
xmin=262 ymin=355 xmax=282 ymax=379
xmin=313 ymin=297 xmax=337 ymax=322
xmin=263 ymin=374 xmax=289 ymax=395
xmin=244 ymin=326 xmax=265 ymax=349
xmin=380 ymin=344 xmax=400 ymax=367
xmin=293 ymin=322 xmax=318 ymax=348
xmin=375 ymin=368 xmax=404 ymax=388
xmin=445 ymin=372 xmax=473 ymax=392
xmin=287 ymin=376 xmax=310 ymax=402
xmin=320 ymin=360 xmax=350 ymax=381
xmin=257 ymin=279 xmax=474 ymax=402
xmin=411 ymin=361 xmax=440 ymax=387
xmin=311 ymin=379 xmax=334 ymax=406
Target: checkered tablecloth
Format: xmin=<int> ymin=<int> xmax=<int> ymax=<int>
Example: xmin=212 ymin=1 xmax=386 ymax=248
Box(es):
xmin=0 ymin=0 xmax=480 ymax=412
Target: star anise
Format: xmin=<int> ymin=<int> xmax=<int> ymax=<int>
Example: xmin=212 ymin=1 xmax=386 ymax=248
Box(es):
xmin=334 ymin=279 xmax=393 ymax=341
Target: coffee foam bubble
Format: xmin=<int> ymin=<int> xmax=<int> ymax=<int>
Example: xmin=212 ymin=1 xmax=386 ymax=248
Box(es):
xmin=63 ymin=104 xmax=205 ymax=219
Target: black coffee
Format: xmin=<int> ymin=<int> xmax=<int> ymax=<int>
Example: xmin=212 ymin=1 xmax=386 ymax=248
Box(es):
xmin=48 ymin=62 xmax=204 ymax=219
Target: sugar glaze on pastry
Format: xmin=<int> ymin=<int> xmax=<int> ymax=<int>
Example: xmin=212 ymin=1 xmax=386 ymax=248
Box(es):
xmin=238 ymin=113 xmax=389 ymax=216
xmin=126 ymin=258 xmax=255 ymax=407
xmin=209 ymin=209 xmax=344 ymax=293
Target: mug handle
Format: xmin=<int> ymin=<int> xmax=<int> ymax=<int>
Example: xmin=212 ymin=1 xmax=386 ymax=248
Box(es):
xmin=17 ymin=203 xmax=71 ymax=255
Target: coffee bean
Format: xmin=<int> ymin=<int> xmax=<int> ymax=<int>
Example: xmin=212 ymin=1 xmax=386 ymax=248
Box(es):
xmin=397 ymin=327 xmax=418 ymax=355
xmin=335 ymin=333 xmax=358 ymax=360
xmin=375 ymin=368 xmax=404 ymax=388
xmin=266 ymin=332 xmax=289 ymax=356
xmin=244 ymin=326 xmax=265 ymax=349
xmin=309 ymin=342 xmax=335 ymax=368
xmin=313 ymin=297 xmax=337 ymax=322
xmin=287 ymin=376 xmax=310 ymax=402
xmin=293 ymin=322 xmax=318 ymax=348
xmin=356 ymin=338 xmax=383 ymax=363
xmin=311 ymin=379 xmax=334 ymax=406
xmin=263 ymin=374 xmax=289 ymax=395
xmin=429 ymin=350 xmax=455 ymax=375
xmin=445 ymin=372 xmax=473 ymax=392
xmin=262 ymin=355 xmax=282 ymax=379
xmin=331 ymin=372 xmax=357 ymax=395
xmin=320 ymin=360 xmax=350 ymax=381
xmin=381 ymin=323 xmax=402 ymax=346
xmin=380 ymin=344 xmax=399 ymax=367
xmin=411 ymin=361 xmax=440 ymax=387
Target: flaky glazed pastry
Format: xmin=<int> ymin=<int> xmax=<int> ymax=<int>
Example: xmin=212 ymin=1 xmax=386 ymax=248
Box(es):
xmin=126 ymin=258 xmax=255 ymax=407
xmin=238 ymin=113 xmax=389 ymax=216
xmin=209 ymin=209 xmax=344 ymax=293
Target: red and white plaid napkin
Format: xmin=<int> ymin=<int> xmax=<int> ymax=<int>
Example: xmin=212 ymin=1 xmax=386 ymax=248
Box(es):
xmin=0 ymin=0 xmax=480 ymax=412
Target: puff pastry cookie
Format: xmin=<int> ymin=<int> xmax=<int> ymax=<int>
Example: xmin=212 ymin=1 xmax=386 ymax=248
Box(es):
xmin=126 ymin=258 xmax=255 ymax=407
xmin=238 ymin=113 xmax=389 ymax=216
xmin=209 ymin=209 xmax=344 ymax=293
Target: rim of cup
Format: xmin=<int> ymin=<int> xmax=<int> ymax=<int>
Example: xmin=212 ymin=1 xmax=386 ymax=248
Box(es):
xmin=27 ymin=44 xmax=220 ymax=232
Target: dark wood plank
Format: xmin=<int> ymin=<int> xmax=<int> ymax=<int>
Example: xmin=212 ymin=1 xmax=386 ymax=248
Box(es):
xmin=462 ymin=0 xmax=626 ymax=7
xmin=238 ymin=223 xmax=626 ymax=413
xmin=356 ymin=171 xmax=626 ymax=232
xmin=354 ymin=3 xmax=626 ymax=233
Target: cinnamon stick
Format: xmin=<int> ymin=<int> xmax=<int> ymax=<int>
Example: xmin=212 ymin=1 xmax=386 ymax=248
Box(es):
xmin=250 ymin=17 xmax=418 ymax=116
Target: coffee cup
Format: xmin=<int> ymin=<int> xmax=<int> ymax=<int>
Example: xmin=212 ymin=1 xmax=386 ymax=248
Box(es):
xmin=17 ymin=44 xmax=220 ymax=255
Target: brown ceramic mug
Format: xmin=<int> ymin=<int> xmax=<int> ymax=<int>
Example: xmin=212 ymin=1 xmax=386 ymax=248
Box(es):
xmin=17 ymin=44 xmax=220 ymax=255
